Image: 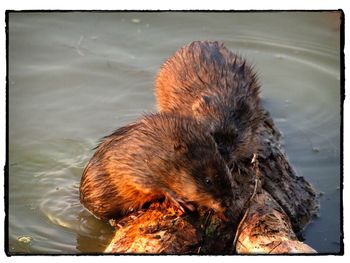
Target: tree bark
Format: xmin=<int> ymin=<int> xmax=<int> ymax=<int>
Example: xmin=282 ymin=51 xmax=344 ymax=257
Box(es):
xmin=256 ymin=110 xmax=319 ymax=234
xmin=235 ymin=191 xmax=316 ymax=254
xmin=104 ymin=109 xmax=318 ymax=254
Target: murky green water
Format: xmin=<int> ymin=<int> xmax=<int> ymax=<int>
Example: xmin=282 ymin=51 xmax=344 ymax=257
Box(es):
xmin=8 ymin=12 xmax=341 ymax=254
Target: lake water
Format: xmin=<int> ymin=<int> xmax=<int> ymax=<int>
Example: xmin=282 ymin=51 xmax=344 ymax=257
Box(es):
xmin=7 ymin=11 xmax=342 ymax=254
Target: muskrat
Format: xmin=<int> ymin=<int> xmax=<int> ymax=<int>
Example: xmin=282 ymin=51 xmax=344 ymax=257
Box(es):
xmin=80 ymin=113 xmax=236 ymax=221
xmin=155 ymin=41 xmax=263 ymax=172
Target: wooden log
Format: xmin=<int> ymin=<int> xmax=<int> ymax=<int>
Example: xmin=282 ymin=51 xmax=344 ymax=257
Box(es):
xmin=235 ymin=191 xmax=316 ymax=254
xmin=256 ymin=109 xmax=319 ymax=234
xmin=104 ymin=202 xmax=199 ymax=254
xmin=104 ymin=202 xmax=235 ymax=254
xmin=104 ymin=192 xmax=316 ymax=254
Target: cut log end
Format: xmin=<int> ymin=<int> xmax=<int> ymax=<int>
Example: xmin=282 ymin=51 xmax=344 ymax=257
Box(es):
xmin=235 ymin=191 xmax=317 ymax=254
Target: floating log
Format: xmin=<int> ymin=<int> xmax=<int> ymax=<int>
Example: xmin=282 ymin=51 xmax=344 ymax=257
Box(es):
xmin=104 ymin=192 xmax=316 ymax=254
xmin=256 ymin=109 xmax=319 ymax=234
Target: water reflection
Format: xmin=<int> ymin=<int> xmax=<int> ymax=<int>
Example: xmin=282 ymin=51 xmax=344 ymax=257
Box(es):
xmin=76 ymin=211 xmax=114 ymax=253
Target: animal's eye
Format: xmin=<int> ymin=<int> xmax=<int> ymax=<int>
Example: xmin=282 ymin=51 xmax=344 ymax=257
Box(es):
xmin=205 ymin=178 xmax=212 ymax=185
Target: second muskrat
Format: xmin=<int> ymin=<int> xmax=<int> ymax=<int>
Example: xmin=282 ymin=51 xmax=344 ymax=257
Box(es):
xmin=80 ymin=113 xmax=236 ymax=221
xmin=155 ymin=41 xmax=263 ymax=171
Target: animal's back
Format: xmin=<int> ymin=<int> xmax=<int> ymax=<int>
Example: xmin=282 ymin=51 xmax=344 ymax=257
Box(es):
xmin=155 ymin=41 xmax=260 ymax=115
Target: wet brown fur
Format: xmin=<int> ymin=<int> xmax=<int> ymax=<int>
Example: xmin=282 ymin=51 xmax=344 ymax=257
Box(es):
xmin=155 ymin=41 xmax=263 ymax=171
xmin=80 ymin=113 xmax=235 ymax=221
